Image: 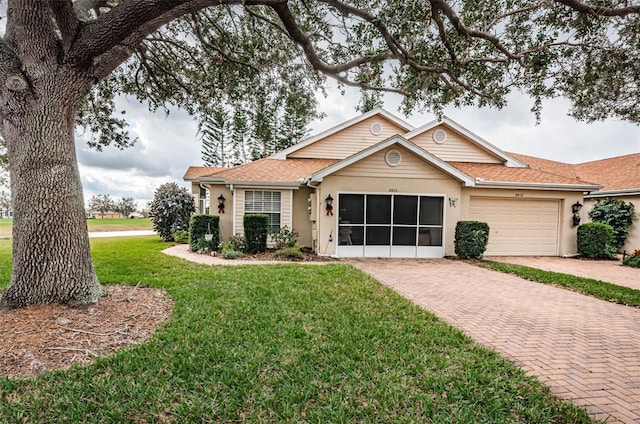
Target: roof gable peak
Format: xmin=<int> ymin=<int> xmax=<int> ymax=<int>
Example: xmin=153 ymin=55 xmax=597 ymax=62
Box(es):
xmin=271 ymin=108 xmax=414 ymax=159
xmin=404 ymin=116 xmax=526 ymax=167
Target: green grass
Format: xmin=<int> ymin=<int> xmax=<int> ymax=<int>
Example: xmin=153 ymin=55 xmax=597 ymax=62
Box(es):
xmin=480 ymin=260 xmax=640 ymax=307
xmin=0 ymin=237 xmax=596 ymax=423
xmin=0 ymin=218 xmax=152 ymax=237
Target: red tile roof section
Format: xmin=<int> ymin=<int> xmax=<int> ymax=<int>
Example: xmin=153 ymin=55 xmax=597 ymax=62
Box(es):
xmin=575 ymin=153 xmax=640 ymax=191
xmin=212 ymin=158 xmax=339 ymax=184
xmin=448 ymin=162 xmax=596 ymax=185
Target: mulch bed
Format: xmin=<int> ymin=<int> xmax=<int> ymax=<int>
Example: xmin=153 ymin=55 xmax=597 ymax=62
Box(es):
xmin=0 ymin=285 xmax=173 ymax=379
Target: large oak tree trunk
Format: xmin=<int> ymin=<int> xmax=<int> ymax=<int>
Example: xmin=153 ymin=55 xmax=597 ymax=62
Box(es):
xmin=0 ymin=68 xmax=103 ymax=308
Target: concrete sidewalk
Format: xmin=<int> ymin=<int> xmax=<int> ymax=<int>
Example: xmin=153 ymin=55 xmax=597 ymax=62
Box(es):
xmin=350 ymin=258 xmax=640 ymax=424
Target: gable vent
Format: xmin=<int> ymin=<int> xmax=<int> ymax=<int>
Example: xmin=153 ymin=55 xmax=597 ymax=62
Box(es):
xmin=370 ymin=122 xmax=383 ymax=135
xmin=433 ymin=129 xmax=447 ymax=144
xmin=385 ymin=149 xmax=402 ymax=167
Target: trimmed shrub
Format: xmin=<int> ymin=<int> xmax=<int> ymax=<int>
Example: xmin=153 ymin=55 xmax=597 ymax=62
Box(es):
xmin=588 ymin=198 xmax=635 ymax=250
xmin=577 ymin=222 xmax=616 ymax=259
xmin=271 ymin=225 xmax=298 ymax=249
xmin=149 ymin=182 xmax=195 ymax=242
xmin=274 ymin=246 xmax=305 ymax=260
xmin=244 ymin=214 xmax=269 ymax=253
xmin=623 ymin=249 xmax=640 ymax=268
xmin=455 ymin=221 xmax=490 ymax=259
xmin=188 ymin=214 xmax=220 ymax=252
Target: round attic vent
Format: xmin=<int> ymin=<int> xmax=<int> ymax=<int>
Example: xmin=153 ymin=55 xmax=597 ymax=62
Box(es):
xmin=370 ymin=122 xmax=383 ymax=135
xmin=385 ymin=149 xmax=402 ymax=167
xmin=433 ymin=129 xmax=447 ymax=144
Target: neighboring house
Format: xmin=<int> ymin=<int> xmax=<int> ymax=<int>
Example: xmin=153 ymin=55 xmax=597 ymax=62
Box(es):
xmin=0 ymin=209 xmax=13 ymax=218
xmin=86 ymin=211 xmax=122 ymax=219
xmin=184 ymin=108 xmax=604 ymax=258
xmin=511 ymin=152 xmax=640 ymax=253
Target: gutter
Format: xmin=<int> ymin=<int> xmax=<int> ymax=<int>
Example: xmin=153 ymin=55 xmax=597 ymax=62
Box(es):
xmin=474 ymin=180 xmax=603 ymax=192
xmin=585 ymin=188 xmax=640 ymax=198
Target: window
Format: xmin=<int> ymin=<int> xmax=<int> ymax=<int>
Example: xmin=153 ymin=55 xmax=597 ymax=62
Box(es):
xmin=245 ymin=190 xmax=281 ymax=230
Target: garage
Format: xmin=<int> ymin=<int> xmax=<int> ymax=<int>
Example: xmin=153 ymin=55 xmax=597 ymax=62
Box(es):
xmin=469 ymin=197 xmax=560 ymax=256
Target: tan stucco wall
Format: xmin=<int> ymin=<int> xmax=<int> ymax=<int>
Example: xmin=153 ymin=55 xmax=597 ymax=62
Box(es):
xmin=206 ymin=185 xmax=233 ymax=242
xmin=292 ymin=187 xmax=314 ymax=248
xmin=461 ymin=188 xmax=584 ymax=256
xmin=584 ymin=195 xmax=640 ymax=254
xmin=316 ymin=175 xmax=462 ymax=256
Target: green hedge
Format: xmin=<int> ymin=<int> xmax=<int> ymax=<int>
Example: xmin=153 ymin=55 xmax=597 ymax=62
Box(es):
xmin=577 ymin=222 xmax=616 ymax=259
xmin=188 ymin=215 xmax=220 ymax=252
xmin=244 ymin=214 xmax=269 ymax=253
xmin=454 ymin=221 xmax=490 ymax=259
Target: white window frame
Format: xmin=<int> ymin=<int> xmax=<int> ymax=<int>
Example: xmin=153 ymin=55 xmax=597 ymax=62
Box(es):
xmin=244 ymin=190 xmax=282 ymax=231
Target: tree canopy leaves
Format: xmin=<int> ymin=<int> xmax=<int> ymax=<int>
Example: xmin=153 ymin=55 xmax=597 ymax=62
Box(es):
xmin=71 ymin=0 xmax=640 ymax=153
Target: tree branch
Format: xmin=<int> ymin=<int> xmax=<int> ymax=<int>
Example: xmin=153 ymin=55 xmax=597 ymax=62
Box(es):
xmin=270 ymin=3 xmax=395 ymax=77
xmin=48 ymin=0 xmax=80 ymax=52
xmin=554 ymin=0 xmax=640 ymax=17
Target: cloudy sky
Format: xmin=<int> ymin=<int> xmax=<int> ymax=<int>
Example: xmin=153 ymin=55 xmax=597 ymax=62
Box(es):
xmin=76 ymin=83 xmax=640 ymax=210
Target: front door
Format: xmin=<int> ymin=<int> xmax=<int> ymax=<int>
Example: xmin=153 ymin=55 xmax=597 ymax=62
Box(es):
xmin=337 ymin=193 xmax=444 ymax=258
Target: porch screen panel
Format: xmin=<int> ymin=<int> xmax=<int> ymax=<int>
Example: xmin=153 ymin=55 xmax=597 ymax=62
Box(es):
xmin=418 ymin=197 xmax=444 ymax=246
xmin=366 ymin=195 xmax=391 ymax=224
xmin=338 ymin=194 xmax=364 ymax=245
xmin=393 ymin=195 xmax=418 ymax=225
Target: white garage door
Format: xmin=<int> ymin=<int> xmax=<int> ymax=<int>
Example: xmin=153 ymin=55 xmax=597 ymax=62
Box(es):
xmin=469 ymin=197 xmax=560 ymax=256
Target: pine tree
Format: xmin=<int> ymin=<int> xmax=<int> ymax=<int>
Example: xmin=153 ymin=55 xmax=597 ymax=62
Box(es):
xmin=277 ymin=94 xmax=311 ymax=152
xmin=201 ymin=107 xmax=231 ymax=167
xmin=251 ymin=100 xmax=276 ymax=160
xmin=231 ymin=108 xmax=250 ymax=165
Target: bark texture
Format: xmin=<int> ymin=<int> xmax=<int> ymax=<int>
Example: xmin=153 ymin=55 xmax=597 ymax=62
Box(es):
xmin=0 ymin=1 xmax=103 ymax=308
xmin=0 ymin=68 xmax=103 ymax=308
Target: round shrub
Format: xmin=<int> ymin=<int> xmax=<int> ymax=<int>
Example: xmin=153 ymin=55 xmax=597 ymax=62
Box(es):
xmin=149 ymin=182 xmax=195 ymax=242
xmin=455 ymin=221 xmax=490 ymax=259
xmin=577 ymin=222 xmax=616 ymax=259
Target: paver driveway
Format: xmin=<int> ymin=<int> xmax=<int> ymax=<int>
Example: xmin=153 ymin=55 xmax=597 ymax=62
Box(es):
xmin=349 ymin=258 xmax=640 ymax=424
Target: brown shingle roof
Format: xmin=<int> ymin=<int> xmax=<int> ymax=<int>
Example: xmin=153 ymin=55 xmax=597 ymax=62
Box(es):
xmin=210 ymin=158 xmax=338 ymax=184
xmin=448 ymin=162 xmax=597 ymax=186
xmin=507 ymin=153 xmax=580 ymax=180
xmin=183 ymin=166 xmax=226 ymax=180
xmin=575 ymin=153 xmax=640 ymax=192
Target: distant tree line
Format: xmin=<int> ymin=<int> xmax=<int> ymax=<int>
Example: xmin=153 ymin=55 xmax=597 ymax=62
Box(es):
xmin=88 ymin=194 xmax=138 ymax=219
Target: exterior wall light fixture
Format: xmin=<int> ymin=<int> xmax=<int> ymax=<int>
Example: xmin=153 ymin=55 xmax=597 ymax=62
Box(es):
xmin=571 ymin=201 xmax=582 ymax=226
xmin=218 ymin=194 xmax=226 ymax=214
xmin=325 ymin=194 xmax=334 ymax=216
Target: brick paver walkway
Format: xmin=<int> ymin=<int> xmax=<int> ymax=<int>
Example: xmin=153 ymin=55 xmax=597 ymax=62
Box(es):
xmin=349 ymin=258 xmax=640 ymax=424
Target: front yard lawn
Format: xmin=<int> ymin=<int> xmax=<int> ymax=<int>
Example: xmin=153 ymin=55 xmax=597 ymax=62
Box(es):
xmin=0 ymin=217 xmax=152 ymax=238
xmin=0 ymin=237 xmax=596 ymax=423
